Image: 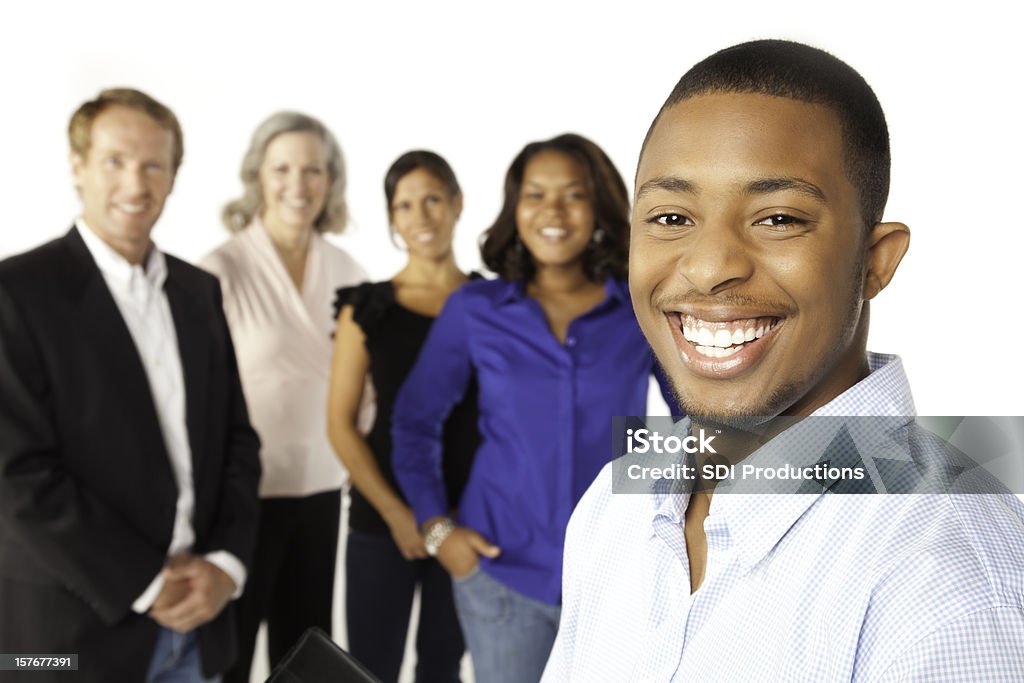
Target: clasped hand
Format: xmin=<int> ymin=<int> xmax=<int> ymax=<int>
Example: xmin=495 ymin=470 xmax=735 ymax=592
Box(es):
xmin=149 ymin=554 xmax=236 ymax=633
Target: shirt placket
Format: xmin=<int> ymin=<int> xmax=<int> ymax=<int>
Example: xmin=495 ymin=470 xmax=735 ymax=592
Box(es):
xmin=557 ymin=319 xmax=580 ymax=527
xmin=634 ymin=509 xmax=693 ymax=682
xmin=671 ymin=513 xmax=737 ymax=680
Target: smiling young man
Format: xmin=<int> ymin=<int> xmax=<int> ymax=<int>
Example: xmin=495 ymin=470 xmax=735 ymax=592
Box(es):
xmin=542 ymin=41 xmax=1024 ymax=682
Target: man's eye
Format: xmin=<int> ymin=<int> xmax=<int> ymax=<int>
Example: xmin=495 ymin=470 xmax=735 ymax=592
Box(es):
xmin=104 ymin=157 xmax=122 ymax=168
xmin=755 ymin=214 xmax=803 ymax=227
xmin=651 ymin=213 xmax=692 ymax=227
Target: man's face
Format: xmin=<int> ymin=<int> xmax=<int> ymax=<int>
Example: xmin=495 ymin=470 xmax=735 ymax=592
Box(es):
xmin=71 ymin=105 xmax=176 ymax=263
xmin=631 ymin=92 xmax=899 ymax=420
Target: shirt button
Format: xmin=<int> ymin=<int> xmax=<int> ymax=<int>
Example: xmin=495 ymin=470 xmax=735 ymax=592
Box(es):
xmin=566 ymin=337 xmax=577 ymax=347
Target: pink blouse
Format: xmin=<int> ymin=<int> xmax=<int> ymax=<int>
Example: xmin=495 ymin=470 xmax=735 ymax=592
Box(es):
xmin=202 ymin=220 xmax=369 ymax=497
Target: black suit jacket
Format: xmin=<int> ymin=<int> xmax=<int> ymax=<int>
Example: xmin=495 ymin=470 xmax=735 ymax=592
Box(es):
xmin=0 ymin=227 xmax=261 ymax=681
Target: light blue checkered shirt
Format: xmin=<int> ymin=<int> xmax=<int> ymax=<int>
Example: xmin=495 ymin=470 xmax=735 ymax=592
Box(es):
xmin=543 ymin=354 xmax=1024 ymax=682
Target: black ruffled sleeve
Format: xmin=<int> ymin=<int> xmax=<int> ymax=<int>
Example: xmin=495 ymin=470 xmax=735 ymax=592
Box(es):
xmin=332 ymin=281 xmax=393 ymax=337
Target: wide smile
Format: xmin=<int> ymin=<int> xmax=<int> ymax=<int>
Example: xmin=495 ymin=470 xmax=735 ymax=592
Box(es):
xmin=537 ymin=226 xmax=572 ymax=242
xmin=113 ymin=201 xmax=148 ymax=215
xmin=666 ymin=311 xmax=784 ymax=379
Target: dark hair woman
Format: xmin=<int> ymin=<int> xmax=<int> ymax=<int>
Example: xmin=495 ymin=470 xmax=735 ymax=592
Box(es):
xmin=328 ymin=151 xmax=479 ymax=683
xmin=392 ymin=134 xmax=675 ymax=683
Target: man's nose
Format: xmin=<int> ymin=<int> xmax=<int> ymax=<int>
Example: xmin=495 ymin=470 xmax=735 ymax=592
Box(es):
xmin=675 ymin=222 xmax=754 ymax=295
xmin=121 ymin=165 xmax=147 ymax=195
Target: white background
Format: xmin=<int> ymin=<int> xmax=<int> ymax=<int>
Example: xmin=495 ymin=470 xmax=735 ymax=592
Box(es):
xmin=2 ymin=1 xmax=1021 ymax=416
xmin=1 ymin=1 xmax=1021 ymax=678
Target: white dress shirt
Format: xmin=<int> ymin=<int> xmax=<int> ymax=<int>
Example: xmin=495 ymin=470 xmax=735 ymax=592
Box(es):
xmin=543 ymin=353 xmax=1024 ymax=682
xmin=77 ymin=221 xmax=246 ymax=612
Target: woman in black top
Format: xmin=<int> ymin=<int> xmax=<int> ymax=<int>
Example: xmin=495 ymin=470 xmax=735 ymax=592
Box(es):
xmin=328 ymin=151 xmax=478 ymax=683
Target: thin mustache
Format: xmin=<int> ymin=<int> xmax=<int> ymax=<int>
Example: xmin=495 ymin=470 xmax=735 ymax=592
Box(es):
xmin=652 ymin=291 xmax=792 ymax=313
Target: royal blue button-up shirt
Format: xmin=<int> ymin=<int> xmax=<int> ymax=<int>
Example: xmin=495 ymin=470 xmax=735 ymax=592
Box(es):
xmin=392 ymin=277 xmax=672 ymax=605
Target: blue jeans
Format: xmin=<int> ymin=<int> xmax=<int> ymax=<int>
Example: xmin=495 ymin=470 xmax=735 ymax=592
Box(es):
xmin=452 ymin=568 xmax=560 ymax=683
xmin=146 ymin=627 xmax=221 ymax=683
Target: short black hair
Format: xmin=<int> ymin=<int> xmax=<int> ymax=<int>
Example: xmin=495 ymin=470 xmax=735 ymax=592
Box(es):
xmin=481 ymin=133 xmax=629 ymax=282
xmin=643 ymin=39 xmax=890 ymax=227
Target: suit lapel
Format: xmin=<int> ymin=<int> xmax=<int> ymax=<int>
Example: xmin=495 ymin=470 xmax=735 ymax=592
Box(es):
xmin=62 ymin=228 xmax=174 ymax=477
xmin=164 ymin=260 xmax=210 ymax=483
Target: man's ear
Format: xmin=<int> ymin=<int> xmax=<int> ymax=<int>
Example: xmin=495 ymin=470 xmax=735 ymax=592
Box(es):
xmin=69 ymin=150 xmax=84 ymax=188
xmin=863 ymin=222 xmax=910 ymax=300
xmin=454 ymin=191 xmax=464 ymax=220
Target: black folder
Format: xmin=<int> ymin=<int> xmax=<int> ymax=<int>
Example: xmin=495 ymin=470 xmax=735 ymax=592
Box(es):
xmin=265 ymin=627 xmax=382 ymax=683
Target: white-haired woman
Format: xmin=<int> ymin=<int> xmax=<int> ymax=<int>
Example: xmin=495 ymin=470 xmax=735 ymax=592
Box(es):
xmin=201 ymin=111 xmax=367 ymax=683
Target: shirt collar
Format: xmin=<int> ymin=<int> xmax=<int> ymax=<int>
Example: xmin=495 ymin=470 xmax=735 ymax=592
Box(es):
xmin=76 ymin=218 xmax=167 ymax=294
xmin=651 ymin=352 xmax=916 ymax=565
xmin=811 ymin=352 xmax=916 ymax=418
xmin=493 ymin=276 xmax=627 ymax=306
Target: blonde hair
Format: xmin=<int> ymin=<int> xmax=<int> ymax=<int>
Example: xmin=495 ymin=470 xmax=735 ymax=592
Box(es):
xmin=69 ymin=88 xmax=184 ymax=172
xmin=222 ymin=111 xmax=348 ymax=233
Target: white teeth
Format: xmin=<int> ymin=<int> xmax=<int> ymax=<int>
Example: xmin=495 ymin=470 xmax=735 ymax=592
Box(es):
xmin=539 ymin=227 xmax=568 ymax=238
xmin=679 ymin=315 xmax=779 ymax=352
xmin=117 ymin=203 xmax=145 ymax=213
xmin=414 ymin=232 xmax=435 ymax=242
xmin=694 ymin=345 xmax=742 ymax=358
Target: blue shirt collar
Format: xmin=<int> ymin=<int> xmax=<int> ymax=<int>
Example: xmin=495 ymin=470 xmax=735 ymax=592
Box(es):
xmin=493 ymin=276 xmax=628 ymax=306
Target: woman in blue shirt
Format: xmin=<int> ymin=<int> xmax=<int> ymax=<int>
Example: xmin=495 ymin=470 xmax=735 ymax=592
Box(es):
xmin=392 ymin=133 xmax=672 ymax=683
